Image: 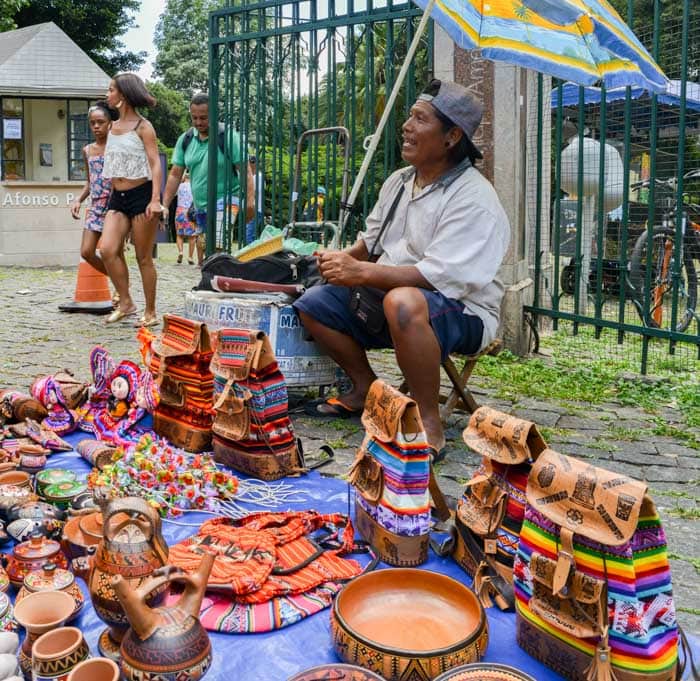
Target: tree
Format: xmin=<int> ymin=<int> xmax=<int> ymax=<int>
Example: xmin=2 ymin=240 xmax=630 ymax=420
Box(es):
xmin=153 ymin=0 xmax=221 ymax=98
xmin=146 ymin=82 xmax=189 ymax=148
xmin=0 ymin=0 xmax=27 ymax=32
xmin=13 ymin=0 xmax=145 ymax=74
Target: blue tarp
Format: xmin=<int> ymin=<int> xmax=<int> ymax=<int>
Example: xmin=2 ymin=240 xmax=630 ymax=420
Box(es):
xmin=14 ymin=428 xmax=699 ymax=681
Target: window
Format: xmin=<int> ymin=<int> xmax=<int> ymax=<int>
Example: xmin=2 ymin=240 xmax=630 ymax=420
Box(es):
xmin=68 ymin=100 xmax=90 ymax=180
xmin=1 ymin=98 xmax=25 ymax=180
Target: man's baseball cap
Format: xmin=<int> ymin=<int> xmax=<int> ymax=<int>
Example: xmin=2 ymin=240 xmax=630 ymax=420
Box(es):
xmin=418 ymin=79 xmax=483 ymax=160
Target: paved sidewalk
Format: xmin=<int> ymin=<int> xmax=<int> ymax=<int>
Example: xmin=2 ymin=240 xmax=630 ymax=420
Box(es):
xmin=1 ymin=243 xmax=698 ymax=635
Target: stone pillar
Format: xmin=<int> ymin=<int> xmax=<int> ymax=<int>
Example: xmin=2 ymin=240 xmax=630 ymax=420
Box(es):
xmin=436 ymin=36 xmax=545 ymax=356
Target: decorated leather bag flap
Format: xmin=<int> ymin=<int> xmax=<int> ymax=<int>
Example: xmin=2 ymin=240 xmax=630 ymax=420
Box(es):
xmin=212 ymin=389 xmax=250 ymax=442
xmin=463 ymin=406 xmax=547 ymax=465
xmin=527 ymin=449 xmax=647 ymax=546
xmin=361 ymin=379 xmax=421 ymax=443
xmin=348 ymin=440 xmax=384 ymax=505
xmin=528 ymin=550 xmax=605 ymax=639
xmin=456 ymin=466 xmax=508 ymax=538
xmin=151 ymin=315 xmax=212 ymax=359
xmin=210 ymin=329 xmax=269 ymax=382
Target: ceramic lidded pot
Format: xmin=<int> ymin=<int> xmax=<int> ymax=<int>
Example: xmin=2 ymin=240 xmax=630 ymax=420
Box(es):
xmin=16 ymin=563 xmax=84 ymax=622
xmin=88 ymin=496 xmax=169 ymax=660
xmin=114 ymin=552 xmax=214 ymax=680
xmin=3 ymin=534 xmax=68 ymax=587
xmin=35 ymin=469 xmax=76 ymax=497
xmin=31 ymin=626 xmax=89 ymax=681
xmin=67 ymin=657 xmax=120 ymax=681
xmin=0 ymin=592 xmax=15 ymax=632
xmin=288 ymin=665 xmax=386 ymax=680
xmin=13 ymin=590 xmax=75 ymax=679
xmin=43 ymin=480 xmax=88 ymax=510
xmin=331 ymin=568 xmax=489 ymax=681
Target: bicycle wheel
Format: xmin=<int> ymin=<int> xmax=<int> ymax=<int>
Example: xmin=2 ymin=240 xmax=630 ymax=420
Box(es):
xmin=629 ymin=227 xmax=698 ymax=332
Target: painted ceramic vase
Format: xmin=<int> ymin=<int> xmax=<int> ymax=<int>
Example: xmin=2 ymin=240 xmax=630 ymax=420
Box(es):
xmin=87 ymin=497 xmax=169 ymax=661
xmin=13 ymin=590 xmax=75 ymax=680
xmin=433 ymin=664 xmax=536 ymax=680
xmin=287 ymin=664 xmax=386 ymax=680
xmin=0 ymin=592 xmax=16 ymax=632
xmin=43 ymin=481 xmax=88 ymax=510
xmin=31 ymin=626 xmax=90 ymax=681
xmin=67 ymin=657 xmax=120 ymax=681
xmin=16 ymin=563 xmax=84 ymax=622
xmin=331 ymin=569 xmax=488 ymax=681
xmin=114 ymin=552 xmax=214 ymax=681
xmin=35 ymin=469 xmax=76 ymax=497
xmin=3 ymin=534 xmax=68 ymax=587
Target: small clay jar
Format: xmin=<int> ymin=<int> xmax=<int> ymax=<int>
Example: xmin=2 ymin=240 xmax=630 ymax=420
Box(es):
xmin=31 ymin=626 xmax=90 ymax=681
xmin=68 ymin=657 xmax=120 ymax=681
xmin=17 ymin=563 xmax=84 ymax=622
xmin=3 ymin=533 xmax=68 ymax=587
xmin=35 ymin=469 xmax=76 ymax=497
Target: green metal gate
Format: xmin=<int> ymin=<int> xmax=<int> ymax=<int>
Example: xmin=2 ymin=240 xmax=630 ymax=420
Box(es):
xmin=527 ymin=0 xmax=700 ymax=373
xmin=206 ymin=0 xmax=432 ymax=252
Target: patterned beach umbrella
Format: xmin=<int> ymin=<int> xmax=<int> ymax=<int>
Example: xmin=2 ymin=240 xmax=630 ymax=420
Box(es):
xmin=412 ymin=0 xmax=668 ymax=93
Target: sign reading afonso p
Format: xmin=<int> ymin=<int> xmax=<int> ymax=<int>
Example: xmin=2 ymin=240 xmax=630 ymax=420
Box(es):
xmin=2 ymin=191 xmax=77 ymax=207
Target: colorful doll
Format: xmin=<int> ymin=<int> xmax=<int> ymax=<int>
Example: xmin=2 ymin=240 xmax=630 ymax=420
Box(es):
xmin=29 ymin=377 xmax=77 ymax=435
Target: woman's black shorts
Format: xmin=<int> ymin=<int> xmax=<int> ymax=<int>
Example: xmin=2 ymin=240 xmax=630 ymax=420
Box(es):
xmin=107 ymin=181 xmax=153 ymax=217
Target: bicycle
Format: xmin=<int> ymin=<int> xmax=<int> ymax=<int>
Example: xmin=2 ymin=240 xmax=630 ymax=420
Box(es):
xmin=627 ymin=170 xmax=700 ymax=333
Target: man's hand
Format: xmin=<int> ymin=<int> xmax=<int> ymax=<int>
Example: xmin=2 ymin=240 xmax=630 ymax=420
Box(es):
xmin=318 ymin=251 xmax=368 ymax=286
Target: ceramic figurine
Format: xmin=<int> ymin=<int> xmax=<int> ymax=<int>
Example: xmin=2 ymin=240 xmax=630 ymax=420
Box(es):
xmin=6 ymin=517 xmax=63 ymax=543
xmin=114 ymin=552 xmax=214 ymax=681
xmin=6 ymin=501 xmax=64 ymax=523
xmin=87 ymin=497 xmax=169 ymax=661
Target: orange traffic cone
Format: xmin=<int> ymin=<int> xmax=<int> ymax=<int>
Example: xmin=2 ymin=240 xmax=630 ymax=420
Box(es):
xmin=58 ymin=260 xmax=113 ymax=314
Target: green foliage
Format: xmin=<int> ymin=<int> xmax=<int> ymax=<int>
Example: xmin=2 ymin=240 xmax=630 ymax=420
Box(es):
xmin=153 ymin=0 xmax=221 ymax=98
xmin=146 ymin=82 xmax=189 ymax=148
xmin=13 ymin=0 xmax=145 ymax=73
xmin=0 ymin=0 xmax=27 ymax=31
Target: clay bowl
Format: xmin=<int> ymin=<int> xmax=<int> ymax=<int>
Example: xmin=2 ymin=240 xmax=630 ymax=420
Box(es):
xmin=61 ymin=512 xmax=103 ymax=560
xmin=288 ymin=664 xmax=386 ymax=680
xmin=68 ymin=657 xmax=120 ymax=681
xmin=433 ymin=664 xmax=536 ymax=680
xmin=331 ymin=569 xmax=488 ymax=681
xmin=0 ymin=470 xmax=31 ymax=489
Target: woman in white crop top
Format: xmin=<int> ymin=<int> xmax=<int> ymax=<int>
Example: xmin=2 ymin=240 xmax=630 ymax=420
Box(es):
xmin=101 ymin=73 xmax=164 ymax=327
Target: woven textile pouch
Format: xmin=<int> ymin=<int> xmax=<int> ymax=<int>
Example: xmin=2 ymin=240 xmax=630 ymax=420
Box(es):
xmin=210 ymin=329 xmax=299 ymax=480
xmin=349 ymin=379 xmax=449 ymax=567
xmin=456 ymin=406 xmax=547 ymax=610
xmin=513 ymin=449 xmax=680 ymax=681
xmin=143 ymin=315 xmax=214 ymax=452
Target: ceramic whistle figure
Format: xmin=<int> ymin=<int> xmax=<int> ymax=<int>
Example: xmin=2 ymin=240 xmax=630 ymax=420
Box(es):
xmin=114 ymin=552 xmax=214 ymax=680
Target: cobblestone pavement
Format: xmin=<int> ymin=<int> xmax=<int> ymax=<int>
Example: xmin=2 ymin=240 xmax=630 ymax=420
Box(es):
xmin=1 ymin=243 xmax=698 ymax=634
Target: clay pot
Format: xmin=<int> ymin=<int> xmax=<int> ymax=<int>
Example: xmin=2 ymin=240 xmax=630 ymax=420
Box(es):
xmin=13 ymin=590 xmax=75 ymax=679
xmin=0 ymin=592 xmax=15 ymax=632
xmin=67 ymin=657 xmax=120 ymax=681
xmin=0 ymin=471 xmax=31 ymax=490
xmin=67 ymin=657 xmax=119 ymax=681
xmin=42 ymin=480 xmax=88 ymax=510
xmin=287 ymin=665 xmax=386 ymax=680
xmin=31 ymin=626 xmax=89 ymax=681
xmin=433 ymin=664 xmax=536 ymax=680
xmin=114 ymin=552 xmax=214 ymax=680
xmin=16 ymin=563 xmax=84 ymax=622
xmin=3 ymin=534 xmax=68 ymax=587
xmin=87 ymin=497 xmax=169 ymax=660
xmin=35 ymin=469 xmax=76 ymax=497
xmin=331 ymin=569 xmax=488 ymax=681
xmin=61 ymin=511 xmax=103 ymax=561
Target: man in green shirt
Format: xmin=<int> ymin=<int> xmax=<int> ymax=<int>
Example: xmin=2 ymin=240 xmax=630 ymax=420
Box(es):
xmin=163 ymin=93 xmax=254 ymax=262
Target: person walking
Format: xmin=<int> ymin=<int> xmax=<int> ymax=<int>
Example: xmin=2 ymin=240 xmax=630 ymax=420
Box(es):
xmin=101 ymin=73 xmax=164 ymax=327
xmin=162 ymin=93 xmax=255 ymax=256
xmin=174 ymin=171 xmax=202 ymax=265
xmin=69 ymin=101 xmax=118 ymax=283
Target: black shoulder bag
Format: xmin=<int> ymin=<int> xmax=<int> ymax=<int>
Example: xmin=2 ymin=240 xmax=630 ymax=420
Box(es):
xmin=348 ymin=186 xmax=405 ymax=335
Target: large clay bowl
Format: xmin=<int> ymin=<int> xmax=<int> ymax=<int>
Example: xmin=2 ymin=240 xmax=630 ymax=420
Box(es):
xmin=288 ymin=664 xmax=386 ymax=680
xmin=68 ymin=657 xmax=120 ymax=681
xmin=433 ymin=663 xmax=536 ymax=680
xmin=331 ymin=569 xmax=488 ymax=681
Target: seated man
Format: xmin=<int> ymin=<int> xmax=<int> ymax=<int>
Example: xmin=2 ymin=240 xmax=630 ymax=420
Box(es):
xmin=294 ymin=79 xmax=510 ymax=459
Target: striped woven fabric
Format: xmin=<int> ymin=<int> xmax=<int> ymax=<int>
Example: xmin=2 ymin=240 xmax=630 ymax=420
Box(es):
xmin=513 ymin=505 xmax=678 ymax=679
xmin=357 ymin=432 xmax=432 ymax=537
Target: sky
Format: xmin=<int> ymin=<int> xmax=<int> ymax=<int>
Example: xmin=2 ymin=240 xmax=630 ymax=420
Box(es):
xmin=121 ymin=0 xmax=167 ymax=82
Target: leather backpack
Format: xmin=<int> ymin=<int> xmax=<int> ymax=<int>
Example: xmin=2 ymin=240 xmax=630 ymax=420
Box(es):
xmin=454 ymin=406 xmax=547 ymax=610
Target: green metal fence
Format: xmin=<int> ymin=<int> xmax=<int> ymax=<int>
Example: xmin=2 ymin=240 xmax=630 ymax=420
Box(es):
xmin=206 ymin=0 xmax=432 ymax=252
xmin=527 ymin=1 xmax=700 ymax=373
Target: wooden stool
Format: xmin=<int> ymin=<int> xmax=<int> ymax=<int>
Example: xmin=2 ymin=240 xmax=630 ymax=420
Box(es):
xmin=399 ymin=339 xmax=502 ymax=422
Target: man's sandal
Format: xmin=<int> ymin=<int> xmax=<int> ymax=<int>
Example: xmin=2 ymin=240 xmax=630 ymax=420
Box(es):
xmin=303 ymin=397 xmax=363 ymax=418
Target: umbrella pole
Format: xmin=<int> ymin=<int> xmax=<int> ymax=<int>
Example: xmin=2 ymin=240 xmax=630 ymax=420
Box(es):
xmin=339 ymin=0 xmax=437 ymax=238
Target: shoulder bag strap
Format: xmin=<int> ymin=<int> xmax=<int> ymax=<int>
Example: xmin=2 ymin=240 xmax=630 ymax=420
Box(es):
xmin=366 ymin=185 xmax=405 ymax=263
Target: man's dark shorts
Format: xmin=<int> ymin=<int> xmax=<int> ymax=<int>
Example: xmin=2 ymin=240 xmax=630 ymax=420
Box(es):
xmin=293 ymin=284 xmax=484 ymax=361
